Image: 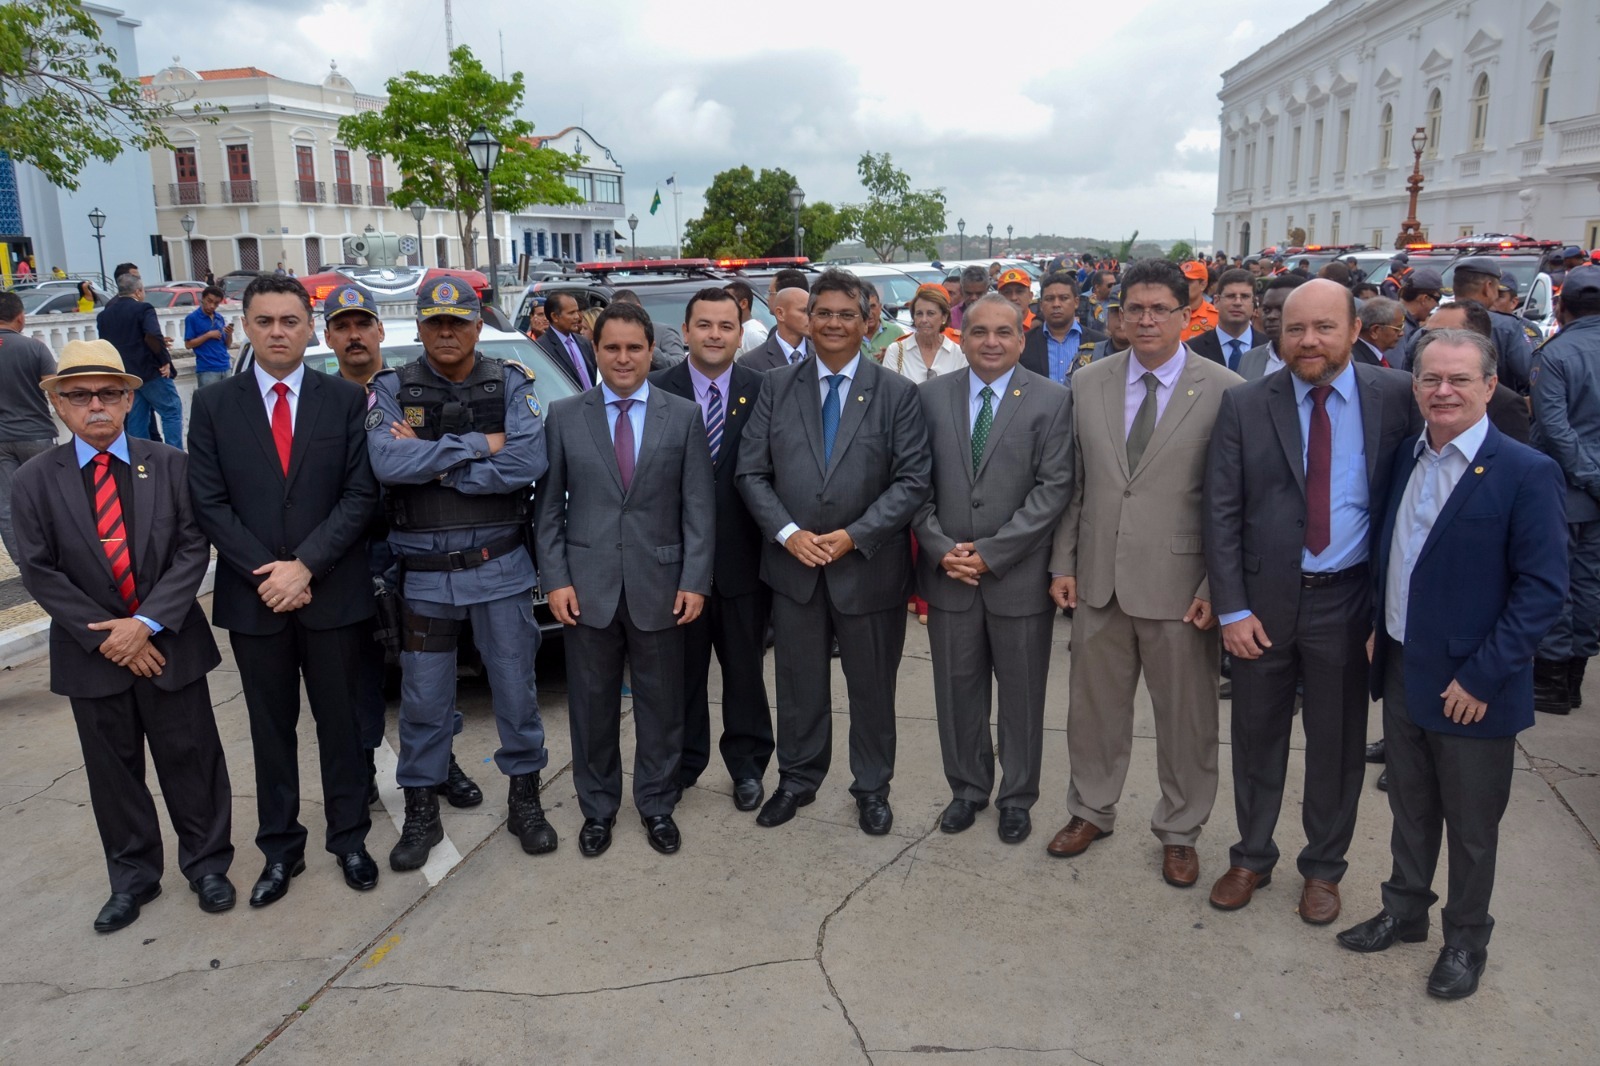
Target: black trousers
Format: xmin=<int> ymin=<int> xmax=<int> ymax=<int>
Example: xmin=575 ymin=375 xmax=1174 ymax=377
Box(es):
xmin=771 ymin=582 xmax=904 ymax=801
xmin=355 ymin=610 xmax=388 ymax=751
xmin=70 ymin=674 xmax=233 ymax=894
xmin=679 ymin=585 xmax=773 ymax=786
xmin=231 ymin=618 xmax=372 ymax=861
xmin=1380 ymin=639 xmax=1514 ymax=953
xmin=1228 ymin=573 xmax=1371 ymax=881
xmin=564 ymin=595 xmax=686 ymax=821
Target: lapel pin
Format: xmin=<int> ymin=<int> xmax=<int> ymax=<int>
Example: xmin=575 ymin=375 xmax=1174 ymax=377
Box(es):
xmin=739 ymin=396 xmax=747 ymax=404
xmin=1474 ymin=466 xmax=1485 ymax=474
xmin=1012 ymin=389 xmax=1021 ymax=396
xmin=857 ymin=395 xmax=865 ymax=402
xmin=1187 ymin=389 xmax=1195 ymax=396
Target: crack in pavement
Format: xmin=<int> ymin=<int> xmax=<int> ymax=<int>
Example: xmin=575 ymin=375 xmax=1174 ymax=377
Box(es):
xmin=0 ymin=956 xmax=329 ymax=998
xmin=815 ymin=822 xmax=939 ymax=1065
xmin=1519 ymin=740 xmax=1600 ymax=853
xmin=356 ymin=956 xmax=814 ymax=1001
xmin=878 ymin=1045 xmax=1080 ymax=1057
xmin=0 ymin=765 xmax=83 ymax=811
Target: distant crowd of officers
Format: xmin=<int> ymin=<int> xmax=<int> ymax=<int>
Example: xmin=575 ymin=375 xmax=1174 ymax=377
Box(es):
xmin=7 ymin=244 xmax=1600 ymax=1007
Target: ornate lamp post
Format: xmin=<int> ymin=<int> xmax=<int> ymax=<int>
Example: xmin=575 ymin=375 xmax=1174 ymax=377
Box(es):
xmin=627 ymin=213 xmax=639 ymax=258
xmin=179 ymin=212 xmax=195 ymax=277
xmin=1006 ymin=224 xmax=1013 ymax=249
xmin=409 ymin=200 xmax=427 ymax=267
xmin=88 ymin=207 xmax=107 ymax=289
xmin=466 ymin=124 xmax=503 ymax=302
xmin=986 ymin=222 xmax=994 ymax=257
xmin=789 ymin=185 xmax=805 ymax=257
xmin=957 ymin=217 xmax=965 ymax=258
xmin=734 ymin=221 xmax=745 ymax=256
xmin=1395 ymin=126 xmax=1429 ymax=249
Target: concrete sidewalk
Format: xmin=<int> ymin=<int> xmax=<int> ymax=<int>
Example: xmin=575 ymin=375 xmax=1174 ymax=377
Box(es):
xmin=0 ymin=609 xmax=1596 ymax=1065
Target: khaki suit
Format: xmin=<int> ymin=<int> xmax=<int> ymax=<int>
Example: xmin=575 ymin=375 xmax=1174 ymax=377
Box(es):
xmin=1050 ymin=347 xmax=1243 ymax=845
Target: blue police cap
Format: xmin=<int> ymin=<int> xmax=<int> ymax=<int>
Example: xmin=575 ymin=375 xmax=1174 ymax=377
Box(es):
xmin=1562 ymin=245 xmax=1585 ymax=259
xmin=321 ymin=281 xmax=379 ymax=322
xmin=1563 ymin=265 xmax=1600 ymax=299
xmin=416 ymin=275 xmax=481 ymax=320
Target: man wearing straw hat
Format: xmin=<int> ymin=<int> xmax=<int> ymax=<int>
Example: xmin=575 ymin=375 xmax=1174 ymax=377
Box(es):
xmin=11 ymin=339 xmax=233 ymax=933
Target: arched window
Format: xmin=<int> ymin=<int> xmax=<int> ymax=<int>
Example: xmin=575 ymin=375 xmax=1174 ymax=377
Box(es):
xmin=1533 ymin=52 xmax=1553 ymax=137
xmin=1379 ymin=103 xmax=1394 ymax=167
xmin=1470 ymin=74 xmax=1490 ymax=151
xmin=1425 ymin=88 xmax=1442 ymax=159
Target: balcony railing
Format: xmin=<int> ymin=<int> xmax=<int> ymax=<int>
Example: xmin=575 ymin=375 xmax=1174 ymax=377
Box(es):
xmin=221 ymin=179 xmax=258 ymax=204
xmin=168 ymin=181 xmax=205 ymax=205
xmin=333 ymin=182 xmax=362 ymax=206
xmin=369 ymin=184 xmax=390 ymax=207
xmin=296 ymin=179 xmax=326 ymax=204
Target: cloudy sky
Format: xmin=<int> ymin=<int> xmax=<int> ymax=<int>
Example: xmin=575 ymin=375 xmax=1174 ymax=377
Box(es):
xmin=120 ymin=0 xmax=1325 ymax=247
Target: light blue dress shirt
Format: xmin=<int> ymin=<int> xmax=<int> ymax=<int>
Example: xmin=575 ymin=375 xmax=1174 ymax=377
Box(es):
xmin=601 ymin=380 xmax=649 ymax=465
xmin=74 ymin=432 xmax=163 ymax=634
xmin=969 ymin=366 xmax=1016 ymax=430
xmin=1044 ymin=322 xmax=1082 ymax=385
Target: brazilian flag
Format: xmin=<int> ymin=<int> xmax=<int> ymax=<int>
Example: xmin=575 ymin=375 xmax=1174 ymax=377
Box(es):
xmin=649 ymin=188 xmax=662 ymax=215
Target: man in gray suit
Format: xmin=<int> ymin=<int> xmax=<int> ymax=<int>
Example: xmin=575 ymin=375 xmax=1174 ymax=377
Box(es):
xmin=534 ymin=302 xmax=715 ymax=858
xmin=913 ymin=294 xmax=1074 ymax=844
xmin=738 ymin=286 xmax=810 ymax=371
xmin=1236 ymin=274 xmax=1306 ymax=381
xmin=737 ymin=268 xmax=932 ymax=835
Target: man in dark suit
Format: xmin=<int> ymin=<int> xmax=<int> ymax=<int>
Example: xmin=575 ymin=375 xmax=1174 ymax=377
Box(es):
xmin=95 ymin=273 xmax=180 ymax=447
xmin=1019 ymin=270 xmax=1107 ymax=386
xmin=650 ymin=287 xmax=773 ymax=811
xmin=1337 ymin=328 xmax=1566 ymax=1000
xmin=913 ymin=294 xmax=1073 ymax=844
xmin=1189 ymin=269 xmax=1260 ymax=371
xmin=187 ymin=273 xmax=381 ymax=907
xmin=1354 ymin=297 xmax=1404 ymax=368
xmin=534 ymin=301 xmax=715 ymax=857
xmin=738 ymin=286 xmax=810 ymax=371
xmin=1235 ymin=274 xmax=1307 ymax=381
xmin=1204 ymin=279 xmax=1422 ymax=923
xmin=737 ymin=268 xmax=932 ymax=835
xmin=13 ymin=340 xmax=233 ymax=932
xmin=535 ymin=291 xmax=598 ymax=390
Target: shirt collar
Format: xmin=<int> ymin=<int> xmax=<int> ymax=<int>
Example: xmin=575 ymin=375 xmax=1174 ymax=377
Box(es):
xmin=75 ymin=433 xmax=130 ymax=468
xmin=686 ymin=360 xmax=732 ymax=400
xmin=1046 ymin=320 xmax=1081 ymax=342
xmin=1291 ymin=358 xmax=1357 ymax=404
xmin=1415 ymin=412 xmax=1490 ymax=462
xmin=819 ymin=353 xmax=861 ymax=383
xmin=776 ymin=333 xmax=805 ymax=358
xmin=971 ymin=366 xmax=1017 ymax=403
xmin=254 ymin=361 xmax=306 ymax=399
xmin=602 ymin=379 xmax=650 ymax=407
xmin=1218 ymin=323 xmax=1253 ymax=346
xmin=1128 ymin=347 xmax=1187 ymax=389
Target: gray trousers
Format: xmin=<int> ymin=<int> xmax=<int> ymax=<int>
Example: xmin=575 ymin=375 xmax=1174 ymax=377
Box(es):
xmin=395 ymin=593 xmax=547 ymax=789
xmin=1537 ymin=519 xmax=1600 ymax=661
xmin=927 ymin=603 xmax=1053 ymax=810
xmin=0 ymin=438 xmax=54 ymax=561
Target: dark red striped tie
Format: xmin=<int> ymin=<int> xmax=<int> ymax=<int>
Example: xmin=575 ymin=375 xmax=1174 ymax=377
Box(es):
xmin=92 ymin=453 xmax=138 ymax=612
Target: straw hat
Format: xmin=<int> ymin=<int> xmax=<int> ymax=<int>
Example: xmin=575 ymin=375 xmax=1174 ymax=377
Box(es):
xmin=40 ymin=339 xmax=143 ymax=391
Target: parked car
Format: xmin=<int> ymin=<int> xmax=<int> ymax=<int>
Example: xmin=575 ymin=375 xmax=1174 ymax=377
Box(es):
xmin=512 ymin=259 xmax=778 ymax=345
xmin=143 ymin=286 xmax=203 ymax=309
xmin=17 ymin=288 xmax=83 ymax=315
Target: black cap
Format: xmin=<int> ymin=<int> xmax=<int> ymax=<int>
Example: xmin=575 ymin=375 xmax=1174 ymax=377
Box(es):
xmin=1563 ymin=265 xmax=1600 ymax=300
xmin=1409 ymin=268 xmax=1445 ymax=291
xmin=1453 ymin=256 xmax=1503 ymax=280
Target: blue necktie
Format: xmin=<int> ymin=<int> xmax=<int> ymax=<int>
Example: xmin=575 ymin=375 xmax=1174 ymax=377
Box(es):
xmin=1227 ymin=338 xmax=1242 ymax=371
xmin=705 ymin=382 xmax=724 ymax=463
xmin=822 ymin=374 xmax=845 ymax=464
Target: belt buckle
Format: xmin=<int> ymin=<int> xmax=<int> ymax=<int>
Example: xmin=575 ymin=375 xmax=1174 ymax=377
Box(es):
xmin=446 ymin=550 xmax=467 ymax=571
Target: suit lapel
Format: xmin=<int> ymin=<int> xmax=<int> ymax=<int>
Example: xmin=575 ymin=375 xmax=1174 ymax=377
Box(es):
xmin=794 ymin=357 xmax=826 ymax=476
xmin=581 ymin=389 xmax=624 ymax=494
xmin=1357 ymin=363 xmax=1383 ymax=487
xmin=1268 ymin=371 xmax=1306 ymax=495
xmin=54 ymin=447 xmax=115 ymax=585
xmin=232 ymin=372 xmax=284 ymax=482
xmin=825 ymin=358 xmax=875 ymax=481
xmin=1100 ymin=351 xmax=1132 ymax=482
xmin=720 ymin=365 xmax=757 ymax=470
xmin=1130 ymin=352 xmax=1202 ymax=478
xmin=949 ymin=368 xmax=975 ymax=485
xmin=127 ymin=438 xmax=156 ymax=579
xmin=976 ymin=368 xmax=1027 ymax=482
xmin=628 ymin=393 xmax=670 ymax=500
xmin=1416 ymin=428 xmax=1498 ymax=568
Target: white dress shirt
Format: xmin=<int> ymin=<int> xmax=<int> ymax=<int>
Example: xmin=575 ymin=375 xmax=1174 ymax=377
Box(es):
xmin=254 ymin=361 xmax=305 ymax=432
xmin=741 ymin=318 xmax=769 ymax=353
xmin=884 ymin=334 xmax=965 ymax=383
xmin=776 ymin=333 xmax=807 ymax=364
xmin=1263 ymin=343 xmax=1285 ymax=376
xmin=1123 ymin=347 xmax=1187 ymax=440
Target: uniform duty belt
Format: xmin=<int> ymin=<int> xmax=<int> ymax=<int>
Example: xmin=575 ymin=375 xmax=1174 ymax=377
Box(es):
xmin=400 ymin=532 xmax=527 ymax=572
xmin=1300 ymin=563 xmax=1368 ymax=589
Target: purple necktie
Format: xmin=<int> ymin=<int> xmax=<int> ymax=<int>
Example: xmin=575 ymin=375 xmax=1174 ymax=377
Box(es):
xmin=613 ymin=399 xmax=636 ymax=492
xmin=563 ymin=332 xmax=592 ymax=389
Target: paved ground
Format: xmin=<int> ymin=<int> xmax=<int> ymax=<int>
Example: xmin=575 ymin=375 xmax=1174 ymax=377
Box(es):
xmin=0 ymin=604 xmax=1596 ymax=1065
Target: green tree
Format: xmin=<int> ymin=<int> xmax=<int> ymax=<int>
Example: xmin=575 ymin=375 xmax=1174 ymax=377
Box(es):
xmin=1165 ymin=240 xmax=1195 ymax=262
xmin=843 ymin=152 xmax=946 ymax=263
xmin=682 ymin=165 xmax=849 ymax=260
xmin=0 ymin=0 xmax=192 ymax=190
xmin=1115 ymin=230 xmax=1141 ymax=261
xmin=338 ymin=46 xmax=580 ymax=267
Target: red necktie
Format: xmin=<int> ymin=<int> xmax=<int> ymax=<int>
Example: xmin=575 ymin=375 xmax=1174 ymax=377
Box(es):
xmin=92 ymin=453 xmax=138 ymax=612
xmin=1305 ymin=385 xmax=1333 ymax=556
xmin=271 ymin=381 xmax=293 ymax=475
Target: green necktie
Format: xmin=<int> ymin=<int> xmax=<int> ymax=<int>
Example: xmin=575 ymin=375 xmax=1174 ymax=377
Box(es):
xmin=972 ymin=385 xmax=995 ymax=475
xmin=1126 ymin=372 xmax=1159 ymax=472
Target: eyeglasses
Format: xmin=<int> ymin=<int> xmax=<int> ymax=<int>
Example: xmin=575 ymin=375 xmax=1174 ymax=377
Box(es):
xmin=55 ymin=387 xmax=131 ymax=406
xmin=1416 ymin=374 xmax=1487 ymax=391
xmin=811 ymin=309 xmax=862 ymax=323
xmin=1121 ymin=304 xmax=1181 ymax=323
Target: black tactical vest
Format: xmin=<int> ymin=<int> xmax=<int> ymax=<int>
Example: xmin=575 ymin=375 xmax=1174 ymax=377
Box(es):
xmin=385 ymin=354 xmax=533 ymax=532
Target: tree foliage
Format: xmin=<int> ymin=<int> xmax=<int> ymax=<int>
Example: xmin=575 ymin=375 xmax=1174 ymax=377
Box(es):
xmin=1165 ymin=240 xmax=1195 ymax=262
xmin=682 ymin=166 xmax=849 ymax=260
xmin=338 ymin=46 xmax=581 ymax=265
xmin=0 ymin=0 xmax=192 ymax=190
xmin=842 ymin=152 xmax=946 ymax=263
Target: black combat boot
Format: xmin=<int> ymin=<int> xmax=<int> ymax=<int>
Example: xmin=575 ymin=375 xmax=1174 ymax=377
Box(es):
xmin=507 ymin=772 xmax=558 ymax=855
xmin=1569 ymin=657 xmax=1588 ymax=710
xmin=434 ymin=756 xmax=484 ymax=808
xmin=1534 ymin=658 xmax=1571 ymax=715
xmin=389 ymin=787 xmax=444 ymax=871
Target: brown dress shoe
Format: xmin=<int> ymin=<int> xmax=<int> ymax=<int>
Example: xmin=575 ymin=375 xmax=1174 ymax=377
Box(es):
xmin=1045 ymin=816 xmax=1110 ymax=857
xmin=1162 ymin=845 xmax=1199 ymax=887
xmin=1209 ymin=865 xmax=1271 ymax=910
xmin=1298 ymin=878 xmax=1341 ymax=924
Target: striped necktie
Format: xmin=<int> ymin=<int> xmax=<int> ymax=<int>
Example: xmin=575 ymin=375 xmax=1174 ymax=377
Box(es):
xmin=705 ymin=382 xmax=724 ymax=463
xmin=92 ymin=453 xmax=138 ymax=612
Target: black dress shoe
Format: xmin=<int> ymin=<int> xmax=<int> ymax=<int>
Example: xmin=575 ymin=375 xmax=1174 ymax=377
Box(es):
xmin=189 ymin=873 xmax=236 ymax=913
xmin=1427 ymin=946 xmax=1487 ymax=999
xmin=94 ymin=884 xmax=161 ymax=933
xmin=434 ymin=756 xmax=484 ymax=808
xmin=338 ymin=849 xmax=379 ymax=891
xmin=642 ymin=814 xmax=681 ymax=855
xmin=756 ymin=789 xmax=813 ymax=828
xmin=857 ymin=795 xmax=893 ymax=836
xmin=732 ymin=778 xmax=765 ymax=812
xmin=1377 ymin=769 xmax=1389 ymax=792
xmin=1365 ymin=738 xmax=1387 ymax=764
xmin=938 ymin=797 xmax=986 ymax=834
xmin=1218 ymin=677 xmax=1233 ymax=700
xmin=578 ymin=817 xmax=615 ymax=858
xmin=1336 ymin=910 xmax=1428 ymax=953
xmin=248 ymin=858 xmax=306 ymax=908
xmin=997 ymin=807 xmax=1031 ymax=844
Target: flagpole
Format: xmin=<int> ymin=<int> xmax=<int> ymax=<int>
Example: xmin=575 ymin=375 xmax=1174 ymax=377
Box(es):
xmin=671 ymin=172 xmax=682 ymax=258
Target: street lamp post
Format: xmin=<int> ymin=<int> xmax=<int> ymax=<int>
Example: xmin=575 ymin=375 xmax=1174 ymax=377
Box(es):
xmin=179 ymin=212 xmax=195 ymax=278
xmin=627 ymin=213 xmax=639 ymax=258
xmin=466 ymin=124 xmax=503 ymax=303
xmin=957 ymin=217 xmax=965 ymax=258
xmin=986 ymin=222 xmax=994 ymax=258
xmin=88 ymin=207 xmax=107 ymax=290
xmin=789 ymin=185 xmax=805 ymax=258
xmin=409 ymin=200 xmax=427 ymax=267
xmin=734 ymin=222 xmax=745 ymax=256
xmin=798 ymin=226 xmax=806 ymax=260
xmin=1006 ymin=224 xmax=1013 ymax=250
xmin=1395 ymin=126 xmax=1429 ymax=249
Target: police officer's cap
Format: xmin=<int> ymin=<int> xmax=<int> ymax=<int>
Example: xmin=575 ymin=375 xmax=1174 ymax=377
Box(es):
xmin=1562 ymin=245 xmax=1585 ymax=259
xmin=996 ymin=268 xmax=1032 ymax=291
xmin=416 ymin=275 xmax=482 ymax=320
xmin=1453 ymin=256 xmax=1503 ymax=280
xmin=1408 ymin=268 xmax=1445 ymax=292
xmin=1562 ymin=265 xmax=1600 ymax=300
xmin=322 ymin=281 xmax=379 ymax=322
xmin=1390 ymin=251 xmax=1410 ymax=265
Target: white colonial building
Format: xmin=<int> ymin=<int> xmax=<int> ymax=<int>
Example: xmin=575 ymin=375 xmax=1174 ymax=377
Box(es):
xmin=1213 ymin=0 xmax=1600 ymax=256
xmin=508 ymin=126 xmax=628 ymax=264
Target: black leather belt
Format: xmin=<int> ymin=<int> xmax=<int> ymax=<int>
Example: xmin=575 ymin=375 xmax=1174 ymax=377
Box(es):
xmin=400 ymin=532 xmax=527 ymax=572
xmin=1301 ymin=563 xmax=1367 ymax=589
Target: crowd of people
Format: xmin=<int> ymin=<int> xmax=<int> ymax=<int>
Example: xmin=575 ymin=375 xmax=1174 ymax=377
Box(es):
xmin=4 ymin=239 xmax=1600 ymax=1009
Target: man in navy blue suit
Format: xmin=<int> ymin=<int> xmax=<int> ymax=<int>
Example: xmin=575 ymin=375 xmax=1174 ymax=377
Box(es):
xmin=1336 ymin=328 xmax=1567 ymax=1001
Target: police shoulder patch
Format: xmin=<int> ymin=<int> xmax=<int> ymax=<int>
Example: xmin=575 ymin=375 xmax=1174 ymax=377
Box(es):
xmin=403 ymin=406 xmax=426 ymax=427
xmin=526 ymin=393 xmax=543 ymax=419
xmin=364 ymin=409 xmax=385 ymax=431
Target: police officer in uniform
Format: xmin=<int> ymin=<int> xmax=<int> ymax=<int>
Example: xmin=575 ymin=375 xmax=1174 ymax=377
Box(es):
xmin=366 ymin=276 xmax=555 ymax=870
xmin=323 ymin=281 xmax=482 ymax=810
xmin=1449 ymin=257 xmax=1533 ymax=394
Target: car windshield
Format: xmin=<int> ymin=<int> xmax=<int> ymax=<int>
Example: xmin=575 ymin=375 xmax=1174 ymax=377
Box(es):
xmin=855 ymin=272 xmax=921 ymax=309
xmin=636 ymin=291 xmax=776 ymax=332
xmin=20 ymin=290 xmax=73 ymax=313
xmin=311 ymin=335 xmax=580 ymax=417
xmin=898 ymin=267 xmax=947 ymax=284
